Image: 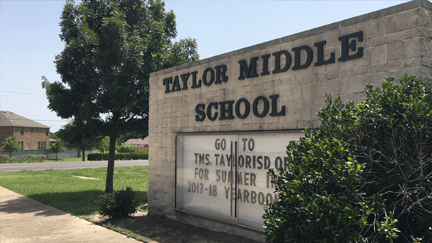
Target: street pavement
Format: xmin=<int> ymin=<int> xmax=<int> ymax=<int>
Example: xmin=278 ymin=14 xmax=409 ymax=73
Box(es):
xmin=0 ymin=160 xmax=148 ymax=173
xmin=0 ymin=186 xmax=140 ymax=243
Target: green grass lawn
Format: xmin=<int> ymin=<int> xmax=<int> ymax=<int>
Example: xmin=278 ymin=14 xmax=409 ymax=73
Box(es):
xmin=0 ymin=166 xmax=148 ymax=216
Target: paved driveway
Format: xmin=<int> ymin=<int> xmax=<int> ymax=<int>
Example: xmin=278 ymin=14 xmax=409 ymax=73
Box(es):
xmin=0 ymin=160 xmax=148 ymax=173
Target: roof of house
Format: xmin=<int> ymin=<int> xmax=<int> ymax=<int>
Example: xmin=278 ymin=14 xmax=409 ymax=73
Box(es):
xmin=0 ymin=111 xmax=50 ymax=129
xmin=123 ymin=137 xmax=149 ymax=146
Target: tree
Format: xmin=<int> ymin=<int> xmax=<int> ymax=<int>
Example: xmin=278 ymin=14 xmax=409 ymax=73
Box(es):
xmin=47 ymin=140 xmax=65 ymax=161
xmin=1 ymin=137 xmax=21 ymax=162
xmin=264 ymin=74 xmax=432 ymax=242
xmin=50 ymin=132 xmax=59 ymax=140
xmin=56 ymin=120 xmax=100 ymax=161
xmin=95 ymin=135 xmax=124 ymax=153
xmin=42 ymin=0 xmax=198 ymax=193
xmin=96 ymin=136 xmax=110 ymax=153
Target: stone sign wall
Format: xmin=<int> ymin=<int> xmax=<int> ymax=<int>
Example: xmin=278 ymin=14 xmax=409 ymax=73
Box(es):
xmin=148 ymin=1 xmax=432 ymax=241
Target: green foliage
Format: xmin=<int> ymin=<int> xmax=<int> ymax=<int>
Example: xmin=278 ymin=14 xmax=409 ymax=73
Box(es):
xmin=1 ymin=137 xmax=22 ymax=161
xmin=0 ymin=155 xmax=48 ymax=163
xmin=117 ymin=145 xmax=134 ymax=153
xmin=2 ymin=136 xmax=22 ymax=154
xmin=9 ymin=155 xmax=47 ymax=163
xmin=264 ymin=74 xmax=432 ymax=242
xmin=47 ymin=141 xmax=65 ymax=154
xmin=352 ymin=74 xmax=432 ymax=242
xmin=50 ymin=132 xmax=59 ymax=139
xmin=0 ymin=155 xmax=9 ymax=162
xmin=32 ymin=155 xmax=47 ymax=162
xmin=96 ymin=136 xmax=110 ymax=153
xmin=88 ymin=152 xmax=147 ymax=161
xmin=48 ymin=140 xmax=66 ymax=160
xmin=264 ymin=97 xmax=364 ymax=243
xmin=97 ymin=187 xmax=138 ymax=218
xmin=56 ymin=120 xmax=101 ymax=161
xmin=42 ymin=0 xmax=198 ymax=193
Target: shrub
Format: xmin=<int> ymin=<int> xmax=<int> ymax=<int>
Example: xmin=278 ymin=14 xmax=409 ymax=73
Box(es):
xmin=264 ymin=74 xmax=432 ymax=242
xmin=88 ymin=152 xmax=148 ymax=161
xmin=31 ymin=155 xmax=46 ymax=162
xmin=16 ymin=155 xmax=27 ymax=163
xmin=117 ymin=145 xmax=134 ymax=153
xmin=97 ymin=187 xmax=138 ymax=218
xmin=0 ymin=155 xmax=9 ymax=163
xmin=7 ymin=155 xmax=47 ymax=163
xmin=264 ymin=98 xmax=365 ymax=243
xmin=30 ymin=155 xmax=39 ymax=162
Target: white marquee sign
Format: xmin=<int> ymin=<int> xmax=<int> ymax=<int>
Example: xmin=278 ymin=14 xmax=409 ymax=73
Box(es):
xmin=175 ymin=131 xmax=303 ymax=230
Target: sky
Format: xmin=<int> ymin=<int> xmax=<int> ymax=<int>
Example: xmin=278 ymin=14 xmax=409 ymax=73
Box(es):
xmin=0 ymin=0 xmax=409 ymax=132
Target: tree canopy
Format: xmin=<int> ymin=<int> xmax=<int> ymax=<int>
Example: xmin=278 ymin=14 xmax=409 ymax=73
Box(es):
xmin=47 ymin=140 xmax=66 ymax=160
xmin=42 ymin=0 xmax=198 ymax=192
xmin=56 ymin=120 xmax=99 ymax=161
xmin=1 ymin=137 xmax=21 ymax=161
xmin=264 ymin=74 xmax=432 ymax=243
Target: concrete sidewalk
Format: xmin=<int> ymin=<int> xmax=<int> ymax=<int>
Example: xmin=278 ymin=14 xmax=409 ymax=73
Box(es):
xmin=0 ymin=186 xmax=138 ymax=243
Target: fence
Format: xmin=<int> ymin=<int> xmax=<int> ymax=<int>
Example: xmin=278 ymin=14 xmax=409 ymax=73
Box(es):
xmin=0 ymin=149 xmax=99 ymax=160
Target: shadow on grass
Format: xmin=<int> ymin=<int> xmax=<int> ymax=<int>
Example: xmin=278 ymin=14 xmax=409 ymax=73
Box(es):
xmin=0 ymin=190 xmax=147 ymax=216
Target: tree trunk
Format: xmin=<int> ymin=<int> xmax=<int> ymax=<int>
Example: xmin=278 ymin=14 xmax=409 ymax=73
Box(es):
xmin=82 ymin=147 xmax=85 ymax=161
xmin=105 ymin=134 xmax=117 ymax=193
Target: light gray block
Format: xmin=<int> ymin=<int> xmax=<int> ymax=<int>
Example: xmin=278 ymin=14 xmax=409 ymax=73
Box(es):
xmin=147 ymin=1 xmax=432 ymax=241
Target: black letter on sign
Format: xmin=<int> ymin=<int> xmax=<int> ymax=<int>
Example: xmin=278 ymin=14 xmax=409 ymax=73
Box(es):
xmin=292 ymin=45 xmax=313 ymax=70
xmin=202 ymin=67 xmax=215 ymax=86
xmin=191 ymin=71 xmax=201 ymax=89
xmin=180 ymin=73 xmax=190 ymax=90
xmin=269 ymin=94 xmax=286 ymax=116
xmin=261 ymin=54 xmax=271 ymax=76
xmin=314 ymin=41 xmax=335 ymax=66
xmin=253 ymin=96 xmax=269 ymax=118
xmin=238 ymin=57 xmax=259 ymax=80
xmin=195 ymin=104 xmax=205 ymax=121
xmin=338 ymin=31 xmax=364 ymax=62
xmin=163 ymin=77 xmax=172 ymax=93
xmin=171 ymin=76 xmax=181 ymax=92
xmin=219 ymin=100 xmax=235 ymax=120
xmin=215 ymin=65 xmax=229 ymax=84
xmin=272 ymin=50 xmax=291 ymax=74
xmin=207 ymin=102 xmax=219 ymax=121
xmin=235 ymin=98 xmax=250 ymax=119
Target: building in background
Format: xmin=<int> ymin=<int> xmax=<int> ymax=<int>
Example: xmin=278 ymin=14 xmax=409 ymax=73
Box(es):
xmin=123 ymin=137 xmax=149 ymax=153
xmin=0 ymin=111 xmax=50 ymax=150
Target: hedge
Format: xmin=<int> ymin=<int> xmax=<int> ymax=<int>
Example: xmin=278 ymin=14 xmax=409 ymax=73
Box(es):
xmin=0 ymin=155 xmax=9 ymax=162
xmin=0 ymin=154 xmax=47 ymax=163
xmin=88 ymin=152 xmax=148 ymax=161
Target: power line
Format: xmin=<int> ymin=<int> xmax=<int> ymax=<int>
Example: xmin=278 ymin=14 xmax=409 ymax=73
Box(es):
xmin=0 ymin=91 xmax=45 ymax=95
xmin=0 ymin=94 xmax=47 ymax=99
xmin=0 ymin=118 xmax=67 ymax=122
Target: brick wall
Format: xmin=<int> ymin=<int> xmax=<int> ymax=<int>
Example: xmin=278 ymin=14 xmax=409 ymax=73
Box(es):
xmin=0 ymin=127 xmax=14 ymax=148
xmin=148 ymin=1 xmax=432 ymax=241
xmin=135 ymin=146 xmax=149 ymax=153
xmin=0 ymin=127 xmax=50 ymax=150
